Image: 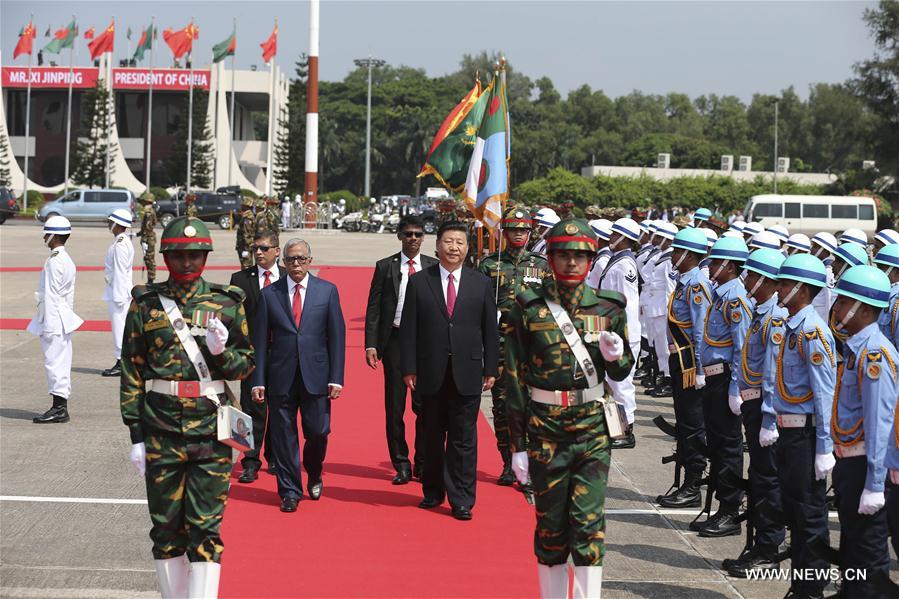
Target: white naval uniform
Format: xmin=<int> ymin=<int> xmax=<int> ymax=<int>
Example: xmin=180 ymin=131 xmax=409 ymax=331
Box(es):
xmin=635 ymin=244 xmax=659 ymax=353
xmin=26 ymin=246 xmax=84 ymax=399
xmin=531 ymin=237 xmax=548 ymax=257
xmin=644 ymin=248 xmax=676 ymax=377
xmin=812 ymin=261 xmax=835 ymax=322
xmin=586 ymin=248 xmax=611 ymax=289
xmin=101 ymin=232 xmax=134 ymax=359
xmin=281 ymin=200 xmax=292 ymax=229
xmin=599 ymin=249 xmax=641 ymax=425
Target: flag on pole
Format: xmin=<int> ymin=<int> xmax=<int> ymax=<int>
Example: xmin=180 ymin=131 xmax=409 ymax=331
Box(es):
xmin=84 ymin=26 xmax=95 ymax=39
xmin=133 ymin=24 xmax=154 ymax=61
xmin=88 ymin=21 xmax=115 ymax=60
xmin=212 ymin=28 xmax=236 ymax=63
xmin=13 ymin=22 xmax=37 ymax=58
xmin=260 ymin=24 xmax=277 ymax=63
xmin=43 ymin=20 xmax=77 ymax=54
xmin=163 ymin=23 xmax=198 ymax=60
xmin=462 ymin=71 xmax=510 ymax=229
xmin=417 ymin=80 xmax=488 ymax=191
xmin=126 ymin=27 xmax=132 ymax=40
xmin=44 ymin=25 xmax=52 ymax=37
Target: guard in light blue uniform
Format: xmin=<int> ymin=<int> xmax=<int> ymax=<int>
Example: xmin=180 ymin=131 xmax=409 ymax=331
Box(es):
xmin=760 ymin=254 xmax=836 ymax=599
xmin=886 ymin=401 xmax=899 ymax=561
xmin=657 ymin=228 xmax=713 ymax=509
xmin=722 ymin=248 xmax=788 ymax=577
xmin=830 ymin=265 xmax=899 ymax=597
xmin=873 ymin=244 xmax=899 ymax=349
xmin=694 ymin=237 xmax=753 ymax=538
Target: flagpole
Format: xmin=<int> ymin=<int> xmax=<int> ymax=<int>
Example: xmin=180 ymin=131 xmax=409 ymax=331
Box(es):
xmin=105 ymin=20 xmax=113 ymax=189
xmin=266 ymin=20 xmax=276 ymax=197
xmin=228 ymin=17 xmax=236 ymax=187
xmin=63 ymin=15 xmax=75 ymax=195
xmin=304 ymin=0 xmax=320 ymax=223
xmin=23 ymin=15 xmax=33 ymax=210
xmin=186 ymin=19 xmax=194 ymax=194
xmin=145 ymin=16 xmax=155 ymax=192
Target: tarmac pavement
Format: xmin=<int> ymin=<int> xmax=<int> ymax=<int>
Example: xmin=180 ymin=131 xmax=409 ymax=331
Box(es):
xmin=0 ymin=220 xmax=895 ymax=598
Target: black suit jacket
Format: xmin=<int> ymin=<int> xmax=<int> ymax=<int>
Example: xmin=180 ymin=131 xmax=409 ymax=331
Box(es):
xmin=399 ymin=264 xmax=499 ymax=396
xmin=364 ymin=252 xmax=438 ymax=353
xmin=229 ymin=264 xmax=288 ymax=330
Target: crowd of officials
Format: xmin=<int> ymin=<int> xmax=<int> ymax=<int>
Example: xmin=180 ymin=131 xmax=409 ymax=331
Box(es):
xmin=23 ymin=198 xmax=899 ymax=598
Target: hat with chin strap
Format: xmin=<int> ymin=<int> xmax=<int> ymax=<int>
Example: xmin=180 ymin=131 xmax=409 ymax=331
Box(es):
xmin=546 ymin=218 xmax=598 ymax=253
xmin=840 ymin=228 xmax=868 ymax=247
xmin=834 ymin=264 xmax=891 ymax=309
xmin=786 ymin=233 xmax=811 ymax=253
xmin=874 ymin=229 xmax=899 ymax=247
xmin=43 ymin=215 xmax=72 ymax=236
xmin=160 ymin=216 xmax=213 ymax=253
xmin=745 ymin=248 xmax=786 ymax=280
xmin=501 ymin=205 xmax=534 ymax=230
xmin=778 ymin=254 xmax=828 ymax=288
xmin=672 ymin=227 xmax=709 ymax=255
xmin=611 ymin=217 xmax=642 ymax=242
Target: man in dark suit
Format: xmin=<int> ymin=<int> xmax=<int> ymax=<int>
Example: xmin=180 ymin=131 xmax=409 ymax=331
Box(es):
xmin=229 ymin=229 xmax=286 ymax=483
xmin=400 ymin=221 xmax=500 ymax=521
xmin=251 ymin=238 xmax=346 ymax=513
xmin=365 ymin=216 xmax=438 ymax=485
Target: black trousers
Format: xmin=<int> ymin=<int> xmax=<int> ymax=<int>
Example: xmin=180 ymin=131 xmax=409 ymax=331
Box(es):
xmin=701 ymin=366 xmax=744 ymax=510
xmin=740 ymin=396 xmax=785 ymax=550
xmin=833 ymin=456 xmax=892 ymax=598
xmin=269 ymin=370 xmax=331 ymax=500
xmin=239 ymin=378 xmax=273 ymax=470
xmin=776 ymin=425 xmax=830 ymax=597
xmin=669 ymin=356 xmax=707 ymax=478
xmin=889 ymin=478 xmax=899 ymax=561
xmin=382 ymin=328 xmax=424 ymax=473
xmin=420 ymin=362 xmax=481 ymax=509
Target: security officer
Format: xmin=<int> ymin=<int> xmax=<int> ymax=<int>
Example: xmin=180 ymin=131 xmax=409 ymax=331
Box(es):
xmin=873 ymin=228 xmax=899 ymax=253
xmin=840 ymin=227 xmax=868 ymax=247
xmin=184 ymin=193 xmax=199 ymax=218
xmin=785 ymin=233 xmax=811 ymax=256
xmin=254 ymin=197 xmax=268 ymax=232
xmin=530 ymin=208 xmax=560 ymax=256
xmin=236 ymin=197 xmax=256 ymax=269
xmin=887 ymin=393 xmax=899 ymax=562
xmin=121 ymin=216 xmax=255 ymax=598
xmin=873 ymin=244 xmax=899 ymax=349
xmin=829 ymin=243 xmax=869 ymax=347
xmin=635 ymin=222 xmax=660 ymax=389
xmin=477 ymin=205 xmax=550 ymax=485
xmin=504 ymin=218 xmax=634 ymax=598
xmin=645 ymin=222 xmax=679 ymax=398
xmin=138 ymin=193 xmax=157 ymax=283
xmin=600 ymin=217 xmax=642 ymax=448
xmin=693 ymin=207 xmax=712 ymax=228
xmin=264 ymin=196 xmax=281 ymax=233
xmin=810 ymin=232 xmax=838 ymax=322
xmin=759 ymin=253 xmax=836 ymax=599
xmin=723 ymin=248 xmax=788 ymax=577
xmin=694 ymin=236 xmax=753 ymax=537
xmin=27 ymin=216 xmax=84 ymax=424
xmin=101 ymin=209 xmax=135 ymax=377
xmin=658 ymin=227 xmax=713 ymax=509
xmin=585 ymin=219 xmax=612 ymax=289
xmin=830 ymin=265 xmax=898 ymax=597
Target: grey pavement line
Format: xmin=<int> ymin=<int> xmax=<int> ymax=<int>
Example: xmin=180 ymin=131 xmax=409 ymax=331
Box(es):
xmin=1 ymin=564 xmax=154 ymax=574
xmin=0 ymin=495 xmax=147 ymax=505
xmin=1 ymin=589 xmax=158 ymax=599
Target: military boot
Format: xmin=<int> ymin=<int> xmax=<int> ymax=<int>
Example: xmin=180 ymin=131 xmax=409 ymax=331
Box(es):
xmin=724 ymin=544 xmax=781 ymax=578
xmin=497 ymin=448 xmax=515 ymax=486
xmin=650 ymin=376 xmax=673 ymax=397
xmin=33 ymin=395 xmax=69 ymax=424
xmin=658 ymin=473 xmax=702 ymax=508
xmin=101 ymin=359 xmax=122 ymax=377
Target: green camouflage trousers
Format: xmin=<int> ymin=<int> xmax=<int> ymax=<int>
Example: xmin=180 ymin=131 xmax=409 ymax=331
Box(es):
xmin=527 ymin=401 xmax=610 ymax=566
xmin=144 ymin=433 xmax=232 ymax=563
xmin=143 ymin=238 xmax=156 ymax=282
xmin=491 ymin=359 xmax=510 ymax=453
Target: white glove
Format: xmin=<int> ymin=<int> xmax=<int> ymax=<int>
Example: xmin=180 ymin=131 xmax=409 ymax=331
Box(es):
xmin=759 ymin=427 xmax=779 ymax=447
xmin=205 ymin=316 xmax=229 ymax=355
xmin=130 ymin=442 xmax=146 ymax=477
xmin=141 ymin=242 xmax=148 ymax=253
xmin=598 ymin=331 xmax=624 ymax=362
xmin=858 ymin=489 xmax=885 ymax=515
xmin=814 ymin=452 xmax=836 ymax=481
xmin=694 ymin=373 xmax=706 ymax=389
xmin=728 ymin=395 xmax=743 ymax=416
xmin=241 ymin=251 xmax=249 ymax=258
xmin=511 ymin=451 xmax=529 ymax=485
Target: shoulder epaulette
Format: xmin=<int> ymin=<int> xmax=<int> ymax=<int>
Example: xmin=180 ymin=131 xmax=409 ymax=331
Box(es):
xmin=515 ymin=287 xmax=542 ymax=308
xmin=208 ymin=282 xmax=246 ymax=302
xmin=131 ymin=284 xmax=157 ymax=300
xmin=597 ymin=289 xmax=627 ymax=309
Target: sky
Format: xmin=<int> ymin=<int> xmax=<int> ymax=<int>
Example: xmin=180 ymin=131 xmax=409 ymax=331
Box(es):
xmin=1 ymin=1 xmax=878 ymax=102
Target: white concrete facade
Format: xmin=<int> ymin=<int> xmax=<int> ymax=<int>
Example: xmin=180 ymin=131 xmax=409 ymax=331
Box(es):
xmin=581 ymin=164 xmax=837 ymax=186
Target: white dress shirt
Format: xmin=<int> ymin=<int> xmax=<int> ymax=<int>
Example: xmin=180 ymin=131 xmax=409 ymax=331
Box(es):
xmin=393 ymin=252 xmax=421 ymax=327
xmin=438 ymin=264 xmax=463 ymax=304
xmin=257 ymin=265 xmax=281 ymax=289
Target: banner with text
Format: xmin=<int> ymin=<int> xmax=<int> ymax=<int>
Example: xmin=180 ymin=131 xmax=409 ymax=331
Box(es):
xmin=2 ymin=67 xmax=99 ymax=88
xmin=1 ymin=67 xmax=211 ymax=91
xmin=112 ymin=68 xmax=211 ymax=91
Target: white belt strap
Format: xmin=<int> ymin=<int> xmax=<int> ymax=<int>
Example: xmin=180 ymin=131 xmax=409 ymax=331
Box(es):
xmin=544 ymin=299 xmax=599 ymax=388
xmin=740 ymin=388 xmax=761 ymax=401
xmin=158 ymin=295 xmax=222 ymax=408
xmin=703 ymin=363 xmax=725 ymax=377
xmin=777 ymin=414 xmax=815 ymax=428
xmin=834 ymin=444 xmax=866 ymax=458
xmin=529 ymin=386 xmax=604 ymax=406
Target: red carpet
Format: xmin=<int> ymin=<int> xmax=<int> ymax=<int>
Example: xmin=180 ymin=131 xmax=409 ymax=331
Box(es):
xmin=219 ymin=266 xmax=538 ymax=598
xmin=0 ymin=318 xmax=110 ymax=331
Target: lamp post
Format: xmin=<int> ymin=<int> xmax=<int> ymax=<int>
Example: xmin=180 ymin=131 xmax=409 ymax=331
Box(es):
xmin=353 ymin=56 xmax=385 ymax=200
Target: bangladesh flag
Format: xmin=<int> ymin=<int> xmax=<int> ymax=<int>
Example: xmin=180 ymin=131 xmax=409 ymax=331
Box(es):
xmin=43 ymin=20 xmax=76 ymax=54
xmin=133 ymin=24 xmax=154 ymax=62
xmin=212 ymin=29 xmax=236 ymax=63
xmin=462 ymin=73 xmax=510 ymax=228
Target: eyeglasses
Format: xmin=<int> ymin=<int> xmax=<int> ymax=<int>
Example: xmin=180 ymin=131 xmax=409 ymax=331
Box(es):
xmin=401 ymin=231 xmax=424 ymax=239
xmin=252 ymin=245 xmax=274 ymax=252
xmin=284 ymin=255 xmax=311 ymax=265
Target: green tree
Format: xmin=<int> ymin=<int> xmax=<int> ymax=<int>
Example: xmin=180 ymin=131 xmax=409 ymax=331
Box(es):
xmin=271 ymin=109 xmax=290 ymax=196
xmin=71 ymin=79 xmax=115 ymax=188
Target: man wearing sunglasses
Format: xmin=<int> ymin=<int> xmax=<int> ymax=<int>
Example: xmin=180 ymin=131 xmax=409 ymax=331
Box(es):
xmin=365 ymin=215 xmax=438 ymax=484
xmin=229 ymin=230 xmax=286 ymax=483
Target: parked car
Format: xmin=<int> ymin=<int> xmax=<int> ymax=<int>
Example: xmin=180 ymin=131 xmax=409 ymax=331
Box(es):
xmin=0 ymin=187 xmax=20 ymax=224
xmin=420 ymin=208 xmax=439 ymax=234
xmin=155 ymin=190 xmax=241 ymax=229
xmin=745 ymin=194 xmax=878 ymax=238
xmin=38 ymin=189 xmax=135 ymax=222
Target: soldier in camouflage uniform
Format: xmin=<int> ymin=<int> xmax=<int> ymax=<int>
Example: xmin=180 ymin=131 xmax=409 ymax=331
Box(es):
xmin=264 ymin=196 xmax=281 ymax=234
xmin=236 ymin=197 xmax=256 ymax=269
xmin=184 ymin=193 xmax=199 ymax=218
xmin=505 ymin=218 xmax=634 ymax=598
xmin=254 ymin=198 xmax=268 ymax=232
xmin=121 ymin=216 xmax=254 ymax=598
xmin=138 ymin=193 xmax=157 ymax=283
xmin=478 ymin=205 xmax=551 ymax=485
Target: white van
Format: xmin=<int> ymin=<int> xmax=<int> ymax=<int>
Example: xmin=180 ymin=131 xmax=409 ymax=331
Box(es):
xmin=745 ymin=194 xmax=877 ymax=238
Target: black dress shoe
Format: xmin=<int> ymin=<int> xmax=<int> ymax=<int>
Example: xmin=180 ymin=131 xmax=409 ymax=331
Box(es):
xmin=267 ymin=463 xmax=277 ymax=475
xmin=418 ymin=497 xmax=442 ymax=509
xmin=611 ymin=427 xmax=636 ymax=450
xmin=238 ymin=467 xmax=259 ymax=483
xmin=33 ymin=405 xmax=69 ymax=424
xmin=451 ymin=506 xmax=472 ymax=520
xmin=280 ymin=496 xmax=299 ymax=512
xmin=497 ymin=463 xmax=515 ymax=486
xmin=698 ymin=511 xmax=741 ymax=538
xmin=633 ymin=367 xmax=649 ymax=379
xmin=650 ymin=378 xmax=673 ymax=397
xmin=392 ymin=470 xmax=412 ymax=485
xmin=412 ymin=464 xmax=422 ymax=480
xmin=308 ymin=480 xmax=323 ymax=500
xmin=101 ymin=359 xmax=122 ymax=377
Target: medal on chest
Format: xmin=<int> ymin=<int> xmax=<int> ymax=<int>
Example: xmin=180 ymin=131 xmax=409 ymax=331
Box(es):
xmin=581 ymin=314 xmax=605 ymax=343
xmin=190 ymin=309 xmax=214 ymax=336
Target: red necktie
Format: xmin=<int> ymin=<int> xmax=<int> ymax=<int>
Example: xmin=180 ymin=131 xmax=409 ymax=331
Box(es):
xmin=407 ymin=259 xmax=416 ymax=276
xmin=292 ymin=283 xmax=303 ymax=328
xmin=263 ymin=270 xmax=272 ymax=288
xmin=446 ymin=273 xmax=456 ymax=317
